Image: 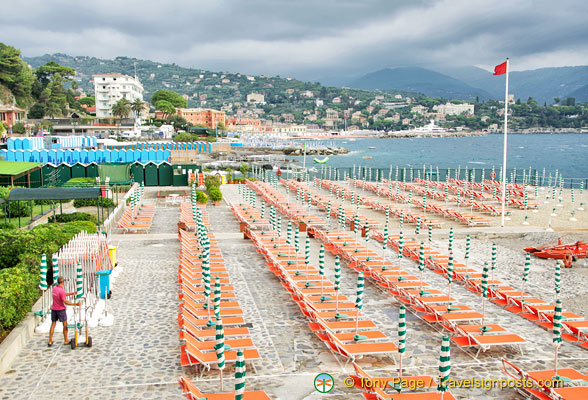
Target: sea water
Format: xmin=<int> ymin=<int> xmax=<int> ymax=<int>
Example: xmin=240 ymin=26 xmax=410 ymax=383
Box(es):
xmin=290 ymin=133 xmax=588 ymax=180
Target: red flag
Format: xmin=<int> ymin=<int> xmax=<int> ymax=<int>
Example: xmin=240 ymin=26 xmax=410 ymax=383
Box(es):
xmin=493 ymin=61 xmax=507 ymax=75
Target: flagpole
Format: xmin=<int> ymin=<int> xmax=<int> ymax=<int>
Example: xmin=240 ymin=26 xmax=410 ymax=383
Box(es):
xmin=500 ymin=58 xmax=510 ymax=227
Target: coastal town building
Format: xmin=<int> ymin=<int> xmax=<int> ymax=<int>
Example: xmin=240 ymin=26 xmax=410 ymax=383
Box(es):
xmin=93 ymin=73 xmax=144 ymax=118
xmin=0 ymin=105 xmax=26 ymax=128
xmin=434 ymin=102 xmax=475 ymax=116
xmin=155 ymin=108 xmax=225 ymax=129
xmin=246 ymin=93 xmax=265 ymax=104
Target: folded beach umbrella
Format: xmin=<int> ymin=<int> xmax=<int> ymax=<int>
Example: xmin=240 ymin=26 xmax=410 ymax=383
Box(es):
xmin=214 ymin=276 xmax=221 ymax=318
xmin=52 ymin=253 xmax=59 ymax=285
xmin=400 ymin=210 xmax=404 ymax=229
xmin=555 ymin=260 xmax=561 ymax=297
xmin=553 ymin=298 xmax=563 ymax=376
xmin=465 ymin=235 xmax=471 ymax=267
xmin=334 ymin=256 xmax=343 ymax=318
xmin=304 ymin=236 xmax=311 ymax=279
xmin=398 ymin=231 xmax=404 ymax=267
xmin=277 ymin=215 xmax=282 ymax=238
xmin=382 ymin=223 xmax=389 ymax=255
xmin=447 ymin=251 xmax=454 ymax=306
xmin=235 ymin=350 xmax=246 ymax=400
xmin=260 ymin=201 xmax=265 ymax=219
xmin=419 ymin=242 xmax=425 ymax=295
xmin=437 ymin=336 xmax=451 ymax=394
xmin=480 ymin=263 xmax=489 ymax=332
xmin=415 ymin=216 xmax=421 ymax=235
xmin=319 ymin=244 xmax=328 ymax=300
xmin=428 ymin=222 xmax=433 ymax=243
xmin=491 ymin=243 xmax=497 ymax=282
xmin=354 ymin=271 xmax=364 ymax=335
xmin=39 ymin=254 xmax=48 ymax=291
xmin=326 ymin=200 xmax=331 ymax=220
xmin=354 ymin=213 xmax=360 ymax=239
xmin=522 ymin=253 xmax=530 ymax=302
xmin=215 ymin=315 xmax=226 ymax=391
xmin=448 ymin=228 xmax=454 ymax=253
xmin=286 ymin=221 xmax=292 ymax=246
xmin=76 ymin=262 xmax=84 ymax=299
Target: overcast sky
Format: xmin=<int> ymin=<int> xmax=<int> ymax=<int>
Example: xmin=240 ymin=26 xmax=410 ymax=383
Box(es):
xmin=3 ymin=0 xmax=588 ymax=81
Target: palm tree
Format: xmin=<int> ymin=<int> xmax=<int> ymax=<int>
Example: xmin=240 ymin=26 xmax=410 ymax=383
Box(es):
xmin=130 ymin=98 xmax=144 ymax=118
xmin=111 ymin=98 xmax=131 ymax=121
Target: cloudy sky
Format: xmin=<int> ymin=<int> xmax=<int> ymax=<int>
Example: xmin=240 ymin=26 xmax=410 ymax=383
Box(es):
xmin=3 ymin=0 xmax=588 ymax=80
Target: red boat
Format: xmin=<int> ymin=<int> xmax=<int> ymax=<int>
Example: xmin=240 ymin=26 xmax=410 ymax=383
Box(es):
xmin=525 ymin=237 xmax=588 ymax=267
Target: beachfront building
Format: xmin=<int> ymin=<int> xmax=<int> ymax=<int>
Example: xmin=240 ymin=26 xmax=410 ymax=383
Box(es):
xmin=176 ymin=108 xmax=226 ymax=129
xmin=0 ymin=104 xmax=26 ymax=128
xmin=225 ymin=117 xmax=262 ymax=132
xmin=434 ymin=102 xmax=475 ymax=116
xmin=93 ymin=73 xmax=144 ymax=118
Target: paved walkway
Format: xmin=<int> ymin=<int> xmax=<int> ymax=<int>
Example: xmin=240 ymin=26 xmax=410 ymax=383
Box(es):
xmin=0 ymin=193 xmax=184 ymax=400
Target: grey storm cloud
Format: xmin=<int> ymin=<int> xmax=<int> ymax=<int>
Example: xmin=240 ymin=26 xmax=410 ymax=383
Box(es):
xmin=2 ymin=0 xmax=588 ymax=79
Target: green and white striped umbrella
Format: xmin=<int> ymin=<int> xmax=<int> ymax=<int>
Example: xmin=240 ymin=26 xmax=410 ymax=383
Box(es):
xmin=480 ymin=262 xmax=489 ymax=330
xmin=408 ymin=189 xmax=412 ymax=204
xmin=385 ymin=206 xmax=390 ymax=226
xmin=286 ymin=221 xmax=292 ymax=246
xmin=294 ymin=228 xmax=300 ymax=253
xmin=415 ymin=216 xmax=421 ymax=235
xmin=398 ymin=305 xmax=406 ymax=362
xmin=39 ymin=254 xmax=48 ymax=291
xmin=555 ymin=260 xmax=561 ymax=297
xmin=215 ymin=315 xmax=226 ymax=372
xmin=398 ymin=232 xmax=404 ymax=261
xmin=52 ymin=253 xmax=59 ymax=285
xmin=327 ymin=201 xmax=331 ymax=220
xmin=75 ymin=262 xmax=84 ymax=299
xmin=523 ymin=253 xmax=530 ymax=287
xmin=354 ymin=213 xmax=360 ymax=237
xmin=383 ymin=224 xmax=389 ymax=252
xmin=400 ymin=210 xmax=404 ymax=228
xmin=234 ymin=350 xmax=246 ymax=400
xmin=437 ymin=336 xmax=451 ymax=393
xmin=553 ymin=298 xmax=563 ymax=347
xmin=319 ymin=244 xmax=326 ymax=298
xmin=214 ymin=276 xmax=221 ymax=318
xmin=277 ymin=215 xmax=282 ymax=238
xmin=365 ymin=222 xmax=370 ymax=245
xmin=355 ymin=271 xmax=364 ymax=311
xmin=334 ymin=256 xmax=342 ymax=316
xmin=260 ymin=201 xmax=265 ymax=219
xmin=448 ymin=228 xmax=454 ymax=253
xmin=465 ymin=235 xmax=471 ymax=266
xmin=419 ymin=242 xmax=425 ymax=294
xmin=491 ymin=243 xmax=497 ymax=281
xmin=428 ymin=222 xmax=433 ymax=243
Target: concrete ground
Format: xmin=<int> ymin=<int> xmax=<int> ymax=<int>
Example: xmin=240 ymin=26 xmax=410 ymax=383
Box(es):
xmin=0 ymin=182 xmax=587 ymax=399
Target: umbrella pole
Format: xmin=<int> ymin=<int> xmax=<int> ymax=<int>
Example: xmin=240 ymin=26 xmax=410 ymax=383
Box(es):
xmin=355 ymin=312 xmax=359 ymax=334
xmin=554 ymin=344 xmax=559 ymax=376
xmin=481 ymin=297 xmax=486 ymax=333
xmin=220 ymin=369 xmax=223 ymax=392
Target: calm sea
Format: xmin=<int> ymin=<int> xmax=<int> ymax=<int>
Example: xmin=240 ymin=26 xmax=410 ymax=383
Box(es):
xmin=290 ymin=133 xmax=588 ymax=180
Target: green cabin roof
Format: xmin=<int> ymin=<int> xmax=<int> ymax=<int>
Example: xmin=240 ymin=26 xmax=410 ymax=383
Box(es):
xmin=0 ymin=161 xmax=43 ymax=176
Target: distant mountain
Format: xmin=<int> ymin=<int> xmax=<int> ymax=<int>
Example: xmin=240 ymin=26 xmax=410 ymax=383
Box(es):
xmin=441 ymin=65 xmax=588 ymax=104
xmin=565 ymin=83 xmax=588 ymax=103
xmin=348 ymin=67 xmax=493 ymax=101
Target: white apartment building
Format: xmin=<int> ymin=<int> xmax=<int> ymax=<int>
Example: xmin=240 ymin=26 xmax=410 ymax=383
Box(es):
xmin=434 ymin=102 xmax=475 ymax=116
xmin=94 ymin=73 xmax=144 ymax=118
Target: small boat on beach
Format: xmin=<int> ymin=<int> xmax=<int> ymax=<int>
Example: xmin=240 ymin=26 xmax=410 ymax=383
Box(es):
xmin=525 ymin=237 xmax=587 ymax=267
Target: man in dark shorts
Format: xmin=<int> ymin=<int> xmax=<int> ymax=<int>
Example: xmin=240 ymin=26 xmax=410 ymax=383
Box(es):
xmin=48 ymin=276 xmax=80 ymax=347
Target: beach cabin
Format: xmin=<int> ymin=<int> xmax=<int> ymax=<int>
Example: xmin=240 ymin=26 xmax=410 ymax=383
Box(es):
xmin=144 ymin=162 xmax=159 ymax=186
xmin=71 ymin=162 xmax=86 ymax=179
xmin=130 ymin=162 xmax=145 ymax=184
xmin=86 ymin=163 xmax=98 ymax=179
xmin=157 ymin=162 xmax=173 ymax=186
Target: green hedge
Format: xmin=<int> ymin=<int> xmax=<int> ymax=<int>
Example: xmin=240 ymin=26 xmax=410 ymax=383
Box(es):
xmin=48 ymin=212 xmax=98 ymax=225
xmin=208 ymin=186 xmax=222 ymax=202
xmin=73 ymin=197 xmax=116 ymax=208
xmin=0 ymin=221 xmax=97 ymax=333
xmin=0 ymin=186 xmax=32 ymax=217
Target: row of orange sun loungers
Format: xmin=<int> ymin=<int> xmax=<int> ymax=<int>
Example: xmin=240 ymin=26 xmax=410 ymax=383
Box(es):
xmin=116 ymin=204 xmax=156 ymax=232
xmin=312 ymin=179 xmax=441 ymax=228
xmin=283 ymin=179 xmax=381 ymax=230
xmin=179 ymin=375 xmax=270 ymax=400
xmin=230 ymin=203 xmax=398 ymax=365
xmin=502 ymin=359 xmax=588 ymax=400
xmin=352 ymin=179 xmax=492 ymax=227
xmin=349 ymin=363 xmax=456 ymax=400
xmin=230 ymin=203 xmax=272 ymax=231
xmin=177 ymin=220 xmax=261 ymax=373
xmin=371 ymin=231 xmax=588 ymax=351
xmin=246 ymin=180 xmax=327 ymax=230
xmin=310 ymin=228 xmax=527 ymax=358
xmin=178 ymin=202 xmax=210 ymax=230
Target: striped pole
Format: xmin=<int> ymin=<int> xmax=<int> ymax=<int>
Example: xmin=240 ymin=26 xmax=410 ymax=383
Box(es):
xmin=327 ymin=200 xmax=331 ymax=220
xmin=215 ymin=315 xmax=226 ymax=391
xmin=428 ymin=222 xmax=433 ymax=244
xmin=481 ymin=263 xmax=489 ymax=331
xmin=491 ymin=243 xmax=497 ymax=283
xmin=214 ymin=276 xmax=221 ymax=318
xmin=234 ymin=351 xmax=246 ymax=400
xmin=398 ymin=305 xmax=406 ymax=380
xmin=448 ymin=228 xmax=453 ymax=254
xmin=437 ymin=336 xmax=451 ymax=394
xmin=555 ymin=260 xmax=561 ymax=298
xmin=419 ymin=242 xmax=425 ymax=295
xmin=447 ymin=251 xmax=454 ymax=307
xmin=319 ymin=244 xmax=326 ymax=299
xmin=522 ymin=253 xmax=530 ymax=304
xmin=465 ymin=235 xmax=470 ymax=267
xmin=398 ymin=231 xmax=404 ymax=268
xmin=553 ymin=298 xmax=563 ymax=375
xmin=304 ymin=236 xmax=311 ymax=279
xmin=382 ymin=223 xmax=389 ymax=259
xmin=334 ymin=256 xmax=341 ymax=318
xmin=354 ymin=271 xmax=364 ymax=335
xmin=75 ymin=262 xmax=84 ymax=299
xmin=415 ymin=216 xmax=421 ymax=235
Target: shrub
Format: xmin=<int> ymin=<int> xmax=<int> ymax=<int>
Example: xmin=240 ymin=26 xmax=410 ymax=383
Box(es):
xmin=60 ymin=221 xmax=97 ymax=236
xmin=0 ymin=223 xmax=15 ymax=230
xmin=0 ymin=267 xmax=39 ymax=332
xmin=63 ymin=177 xmax=96 ymax=188
xmin=48 ymin=212 xmax=98 ymax=225
xmin=73 ymin=197 xmax=116 ymax=208
xmin=195 ymin=191 xmax=208 ymax=204
xmin=208 ymin=187 xmax=222 ymax=202
xmin=204 ymin=175 xmax=221 ymax=191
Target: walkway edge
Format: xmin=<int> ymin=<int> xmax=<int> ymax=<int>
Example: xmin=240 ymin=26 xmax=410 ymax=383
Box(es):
xmin=0 ymin=296 xmax=43 ymax=375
